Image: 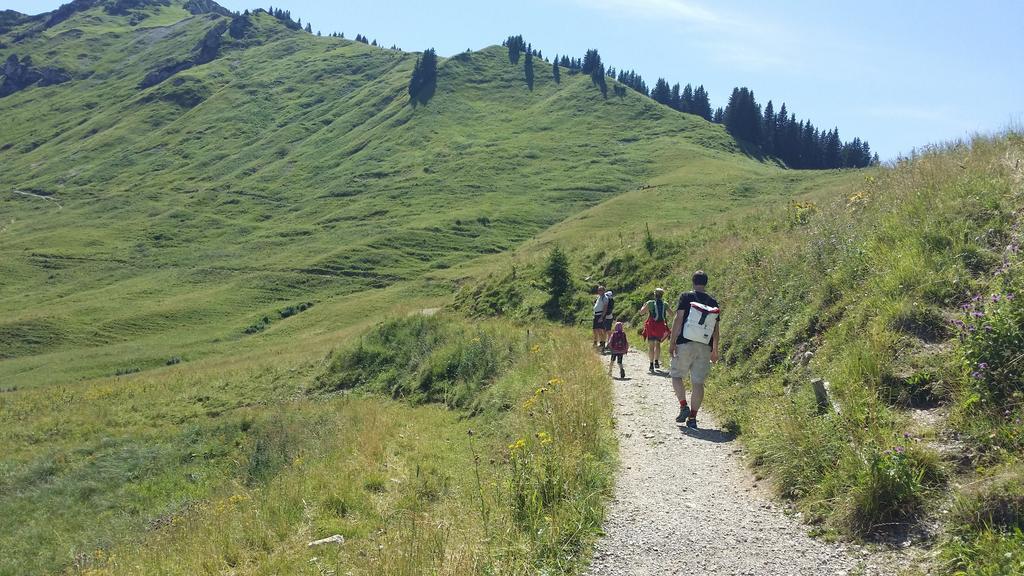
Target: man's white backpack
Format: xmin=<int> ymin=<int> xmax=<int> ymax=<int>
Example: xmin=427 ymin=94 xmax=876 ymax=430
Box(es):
xmin=682 ymin=301 xmax=720 ymax=344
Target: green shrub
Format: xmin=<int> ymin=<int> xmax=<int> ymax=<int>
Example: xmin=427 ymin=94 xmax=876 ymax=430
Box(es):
xmin=846 ymin=441 xmax=931 ymax=533
xmin=951 ymin=464 xmax=1024 ymax=533
xmin=314 ymin=315 xmax=522 ymax=409
xmin=241 ymin=413 xmax=301 ymax=486
xmin=243 ymin=315 xmax=272 ymax=335
xmin=955 ymin=265 xmax=1024 ymax=413
xmin=278 ymin=302 xmax=313 ymax=319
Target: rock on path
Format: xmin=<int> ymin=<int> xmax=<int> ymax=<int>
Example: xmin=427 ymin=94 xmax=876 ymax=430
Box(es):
xmin=585 ymin=349 xmax=895 ymax=576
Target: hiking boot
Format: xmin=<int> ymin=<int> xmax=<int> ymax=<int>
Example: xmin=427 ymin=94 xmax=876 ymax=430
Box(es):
xmin=675 ymin=405 xmax=691 ymax=424
xmin=619 ymin=367 xmax=626 ymax=379
xmin=649 ymin=362 xmax=655 ymax=373
xmin=654 ymin=360 xmax=660 ymax=369
xmin=686 ymin=416 xmax=698 ymax=429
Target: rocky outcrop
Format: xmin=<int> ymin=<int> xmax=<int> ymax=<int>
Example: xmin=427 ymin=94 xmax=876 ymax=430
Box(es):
xmin=184 ymin=0 xmax=233 ymax=17
xmin=44 ymin=0 xmax=100 ymax=29
xmin=0 ymin=10 xmax=31 ymax=35
xmin=195 ymin=19 xmax=228 ymax=64
xmin=1 ymin=54 xmax=73 ymax=97
xmin=38 ymin=67 xmax=72 ymax=86
xmin=1 ymin=54 xmax=41 ymax=97
xmin=139 ymin=19 xmax=227 ymax=89
xmin=105 ymin=0 xmax=170 ymax=16
xmin=228 ymin=12 xmax=252 ymax=39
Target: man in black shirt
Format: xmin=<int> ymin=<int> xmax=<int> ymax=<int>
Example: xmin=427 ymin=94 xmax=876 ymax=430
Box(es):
xmin=668 ymin=271 xmax=721 ymax=429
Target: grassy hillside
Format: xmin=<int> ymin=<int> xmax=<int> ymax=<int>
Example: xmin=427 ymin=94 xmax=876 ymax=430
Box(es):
xmin=0 ymin=1 xmax=784 ymax=573
xmin=0 ymin=0 xmax=753 ymax=390
xmin=459 ymin=132 xmax=1024 ymax=574
xmin=5 ymin=2 xmax=1018 ymax=575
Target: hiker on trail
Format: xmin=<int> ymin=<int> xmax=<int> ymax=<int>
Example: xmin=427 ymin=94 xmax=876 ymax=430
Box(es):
xmin=607 ymin=321 xmax=629 ymax=379
xmin=640 ymin=287 xmax=671 ymax=373
xmin=669 ymin=271 xmax=721 ymax=429
xmin=592 ymin=285 xmax=609 ymax=351
xmin=603 ymin=290 xmax=616 ymax=341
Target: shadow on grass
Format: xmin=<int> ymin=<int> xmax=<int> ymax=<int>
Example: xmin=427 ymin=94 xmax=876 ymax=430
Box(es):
xmin=409 ymin=80 xmax=436 ymax=107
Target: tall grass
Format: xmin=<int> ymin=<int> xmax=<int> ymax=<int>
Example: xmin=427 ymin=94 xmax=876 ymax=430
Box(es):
xmin=21 ymin=315 xmax=614 ymax=575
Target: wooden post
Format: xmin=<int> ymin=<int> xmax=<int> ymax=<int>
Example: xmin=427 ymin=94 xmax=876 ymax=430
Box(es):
xmin=810 ymin=378 xmax=832 ymax=414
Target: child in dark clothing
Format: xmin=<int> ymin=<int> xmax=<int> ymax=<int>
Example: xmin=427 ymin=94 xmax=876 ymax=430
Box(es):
xmin=607 ymin=321 xmax=629 ymax=379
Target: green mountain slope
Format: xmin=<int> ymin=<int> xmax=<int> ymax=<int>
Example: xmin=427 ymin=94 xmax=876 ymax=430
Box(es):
xmin=0 ymin=1 xmax=778 ymax=389
xmin=0 ymin=3 xmax=829 ymax=573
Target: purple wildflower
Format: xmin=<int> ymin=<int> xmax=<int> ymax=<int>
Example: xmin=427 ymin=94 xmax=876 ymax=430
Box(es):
xmin=979 ymin=362 xmax=989 ymax=370
xmin=894 ymin=446 xmax=905 ymax=454
xmin=972 ymin=311 xmax=985 ymax=318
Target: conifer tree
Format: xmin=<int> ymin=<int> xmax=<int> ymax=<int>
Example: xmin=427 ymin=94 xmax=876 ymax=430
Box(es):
xmin=670 ymin=83 xmax=681 ymax=110
xmin=506 ymin=35 xmax=525 ymax=64
xmin=824 ymin=128 xmax=842 ymax=168
xmin=680 ymin=83 xmax=694 ymax=113
xmin=552 ymin=55 xmax=560 ymax=84
xmin=543 ymin=246 xmax=572 ymax=319
xmin=591 ymin=62 xmax=607 ymax=97
xmin=581 ymin=49 xmax=601 ymax=74
xmin=524 ymin=50 xmax=534 ymax=90
xmin=762 ymin=100 xmax=775 ymax=155
xmin=408 ymin=48 xmax=438 ymax=103
xmin=693 ymin=85 xmax=712 ymax=120
xmin=651 ymin=78 xmax=671 ymax=105
xmin=723 ymin=87 xmax=762 ymax=144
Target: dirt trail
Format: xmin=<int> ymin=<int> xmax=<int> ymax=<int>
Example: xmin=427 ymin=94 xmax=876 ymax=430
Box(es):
xmin=585 ymin=348 xmax=899 ymax=576
xmin=12 ymin=190 xmax=62 ymax=209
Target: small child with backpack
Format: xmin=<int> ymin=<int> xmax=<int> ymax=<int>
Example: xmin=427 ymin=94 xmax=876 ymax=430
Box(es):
xmin=607 ymin=321 xmax=629 ymax=379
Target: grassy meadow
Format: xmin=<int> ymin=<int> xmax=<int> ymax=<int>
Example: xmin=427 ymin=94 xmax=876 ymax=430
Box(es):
xmin=2 ymin=313 xmax=615 ymax=575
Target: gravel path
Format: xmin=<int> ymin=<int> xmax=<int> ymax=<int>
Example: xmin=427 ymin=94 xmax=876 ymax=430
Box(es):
xmin=585 ymin=349 xmax=896 ymax=576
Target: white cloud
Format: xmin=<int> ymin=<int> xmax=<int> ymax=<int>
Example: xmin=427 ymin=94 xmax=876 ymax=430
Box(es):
xmin=582 ymin=0 xmax=724 ymax=26
xmin=574 ymin=0 xmax=796 ymax=72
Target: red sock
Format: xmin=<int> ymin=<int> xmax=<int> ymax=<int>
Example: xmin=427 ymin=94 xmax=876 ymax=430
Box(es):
xmin=689 ymin=409 xmax=698 ymax=419
xmin=679 ymin=400 xmax=688 ymax=408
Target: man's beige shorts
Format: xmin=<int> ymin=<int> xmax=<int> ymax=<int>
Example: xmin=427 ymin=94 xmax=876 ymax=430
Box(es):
xmin=669 ymin=341 xmax=711 ymax=384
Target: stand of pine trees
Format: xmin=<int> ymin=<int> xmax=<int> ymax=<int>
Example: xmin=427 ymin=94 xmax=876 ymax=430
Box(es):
xmin=407 ymin=48 xmax=437 ymax=103
xmin=724 ymin=88 xmax=877 ymax=168
xmin=501 ymin=35 xmax=877 ymax=169
xmin=261 ymin=6 xmax=301 ymax=30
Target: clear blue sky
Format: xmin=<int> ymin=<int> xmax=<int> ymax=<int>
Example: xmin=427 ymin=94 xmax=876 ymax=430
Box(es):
xmin=8 ymin=0 xmax=1023 ymax=160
